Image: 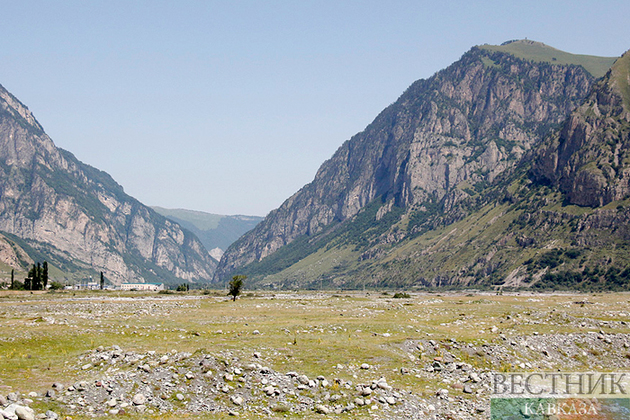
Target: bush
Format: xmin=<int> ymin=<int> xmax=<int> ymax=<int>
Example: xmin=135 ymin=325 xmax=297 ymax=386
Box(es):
xmin=49 ymin=281 xmax=64 ymax=290
xmin=393 ymin=292 xmax=411 ymax=299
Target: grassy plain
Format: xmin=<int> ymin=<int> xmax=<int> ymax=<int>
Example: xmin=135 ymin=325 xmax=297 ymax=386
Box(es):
xmin=1 ymin=289 xmax=630 ymax=418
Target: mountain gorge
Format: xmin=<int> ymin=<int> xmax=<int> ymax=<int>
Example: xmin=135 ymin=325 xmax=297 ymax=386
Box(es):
xmin=0 ymin=85 xmax=216 ymax=285
xmin=152 ymin=207 xmax=262 ymax=261
xmin=215 ymin=40 xmax=628 ymax=290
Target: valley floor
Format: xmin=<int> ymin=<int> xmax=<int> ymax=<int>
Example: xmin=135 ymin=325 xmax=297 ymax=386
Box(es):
xmin=0 ymin=289 xmax=629 ymax=419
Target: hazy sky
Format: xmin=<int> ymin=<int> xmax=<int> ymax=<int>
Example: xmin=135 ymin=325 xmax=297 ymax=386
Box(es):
xmin=0 ymin=1 xmax=628 ymax=216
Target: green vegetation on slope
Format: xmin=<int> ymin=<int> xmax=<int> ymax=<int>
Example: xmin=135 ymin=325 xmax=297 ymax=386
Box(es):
xmin=611 ymin=50 xmax=630 ymax=107
xmin=481 ymin=39 xmax=617 ymax=78
xmin=153 ymin=207 xmax=263 ymax=252
xmin=152 ymin=207 xmax=224 ymax=230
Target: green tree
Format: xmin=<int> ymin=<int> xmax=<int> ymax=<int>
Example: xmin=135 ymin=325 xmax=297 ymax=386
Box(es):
xmin=49 ymin=281 xmax=64 ymax=290
xmin=10 ymin=269 xmax=14 ymax=290
xmin=228 ymin=275 xmax=246 ymax=302
xmin=176 ymin=283 xmax=189 ymax=292
xmin=100 ymin=272 xmax=105 ymax=290
xmin=32 ymin=262 xmax=42 ymax=291
xmin=42 ymin=262 xmax=49 ymax=289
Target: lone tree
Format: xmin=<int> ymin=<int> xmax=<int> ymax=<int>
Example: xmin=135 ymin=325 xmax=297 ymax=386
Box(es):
xmin=100 ymin=272 xmax=105 ymax=290
xmin=228 ymin=275 xmax=246 ymax=301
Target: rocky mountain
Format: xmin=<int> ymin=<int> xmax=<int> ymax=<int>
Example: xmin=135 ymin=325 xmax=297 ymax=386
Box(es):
xmin=0 ymin=84 xmax=217 ymax=285
xmin=533 ymin=52 xmax=630 ymax=207
xmin=214 ymin=40 xmax=618 ymax=287
xmin=152 ymin=207 xmax=262 ymax=260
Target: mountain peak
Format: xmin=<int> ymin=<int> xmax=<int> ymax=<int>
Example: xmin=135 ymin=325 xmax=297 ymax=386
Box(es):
xmin=480 ymin=40 xmax=617 ymax=79
xmin=0 ymin=84 xmax=217 ymax=285
xmin=0 ymin=84 xmax=44 ymax=135
xmin=215 ymin=41 xmax=605 ymax=284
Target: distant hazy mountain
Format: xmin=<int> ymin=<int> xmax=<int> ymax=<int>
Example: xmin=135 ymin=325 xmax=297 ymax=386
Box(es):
xmin=0 ymin=84 xmax=216 ymax=285
xmin=214 ymin=40 xmax=628 ymax=290
xmin=152 ymin=207 xmax=262 ymax=260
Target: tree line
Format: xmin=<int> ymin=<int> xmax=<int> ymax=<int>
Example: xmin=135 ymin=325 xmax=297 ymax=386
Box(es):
xmin=7 ymin=262 xmax=50 ymax=290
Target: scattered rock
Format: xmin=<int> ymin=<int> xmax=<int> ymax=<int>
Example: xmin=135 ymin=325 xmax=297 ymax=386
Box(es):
xmin=314 ymin=404 xmax=330 ymax=414
xmin=131 ymin=394 xmax=146 ymax=406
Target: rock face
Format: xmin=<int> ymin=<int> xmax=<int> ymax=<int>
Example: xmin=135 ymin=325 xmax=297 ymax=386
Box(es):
xmin=215 ymin=41 xmax=600 ymax=281
xmin=0 ymin=84 xmax=216 ymax=284
xmin=533 ymin=50 xmax=630 ymax=206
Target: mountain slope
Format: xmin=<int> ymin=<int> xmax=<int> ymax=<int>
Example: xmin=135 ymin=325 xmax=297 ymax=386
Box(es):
xmin=152 ymin=207 xmax=262 ymax=259
xmin=533 ymin=51 xmax=630 ymax=207
xmin=0 ymin=84 xmax=216 ymax=285
xmin=215 ymin=40 xmax=615 ymax=285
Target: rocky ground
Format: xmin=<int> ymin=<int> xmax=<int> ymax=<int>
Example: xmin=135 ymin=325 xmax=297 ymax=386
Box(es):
xmin=1 ymin=291 xmax=630 ymax=419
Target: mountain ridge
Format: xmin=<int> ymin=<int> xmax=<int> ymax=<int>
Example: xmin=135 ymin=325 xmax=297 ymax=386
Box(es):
xmin=0 ymin=83 xmax=217 ymax=285
xmin=214 ymin=40 xmax=624 ymax=289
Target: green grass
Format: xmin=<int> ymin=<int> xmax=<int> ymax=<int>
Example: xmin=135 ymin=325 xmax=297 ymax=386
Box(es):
xmin=611 ymin=50 xmax=630 ymax=107
xmin=481 ymin=40 xmax=617 ymax=78
xmin=2 ymin=290 xmax=630 ymax=418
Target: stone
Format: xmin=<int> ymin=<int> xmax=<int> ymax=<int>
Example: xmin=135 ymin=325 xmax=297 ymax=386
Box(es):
xmin=463 ymin=384 xmax=474 ymax=394
xmin=132 ymin=394 xmax=146 ymax=406
xmin=176 ymin=394 xmax=185 ymax=401
xmin=44 ymin=411 xmax=58 ymax=420
xmin=0 ymin=394 xmax=7 ymax=406
xmin=230 ymin=395 xmax=243 ymax=406
xmin=385 ymin=396 xmax=397 ymax=405
xmin=7 ymin=393 xmax=18 ymax=402
xmin=377 ymin=380 xmax=392 ymax=391
xmin=106 ymin=398 xmax=117 ymax=407
xmin=315 ymin=404 xmax=330 ymax=414
xmin=360 ymin=363 xmax=370 ymax=370
xmin=15 ymin=405 xmax=35 ymax=420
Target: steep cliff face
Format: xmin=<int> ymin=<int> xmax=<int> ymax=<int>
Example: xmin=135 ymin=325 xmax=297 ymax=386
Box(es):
xmin=533 ymin=50 xmax=630 ymax=206
xmin=215 ymin=41 xmax=601 ymax=281
xmin=0 ymin=84 xmax=216 ymax=284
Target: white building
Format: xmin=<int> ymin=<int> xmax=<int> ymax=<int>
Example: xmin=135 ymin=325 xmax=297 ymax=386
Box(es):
xmin=119 ymin=283 xmax=165 ymax=291
xmin=73 ymin=282 xmax=99 ymax=290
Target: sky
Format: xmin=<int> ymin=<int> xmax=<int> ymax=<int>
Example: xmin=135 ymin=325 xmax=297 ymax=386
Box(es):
xmin=0 ymin=1 xmax=628 ymax=216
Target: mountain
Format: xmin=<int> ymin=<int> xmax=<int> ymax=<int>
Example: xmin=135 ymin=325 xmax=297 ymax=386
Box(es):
xmin=151 ymin=207 xmax=262 ymax=260
xmin=214 ymin=40 xmax=623 ymax=290
xmin=0 ymin=84 xmax=216 ymax=285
